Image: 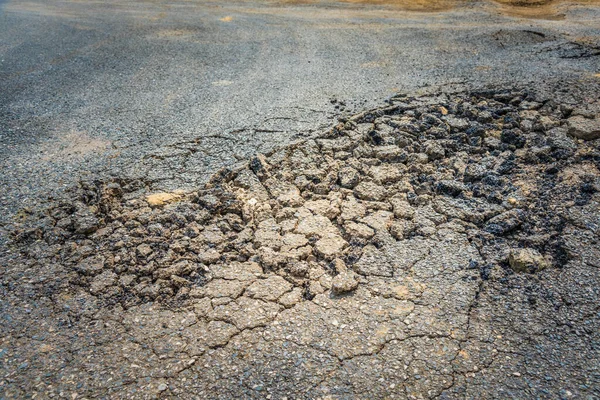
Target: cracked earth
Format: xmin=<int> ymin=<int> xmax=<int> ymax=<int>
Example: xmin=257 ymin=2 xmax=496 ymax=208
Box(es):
xmin=1 ymin=82 xmax=599 ymax=399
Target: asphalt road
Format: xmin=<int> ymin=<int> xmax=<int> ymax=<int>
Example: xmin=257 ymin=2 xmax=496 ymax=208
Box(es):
xmin=1 ymin=1 xmax=600 ymax=398
xmin=1 ymin=71 xmax=600 ymax=399
xmin=1 ymin=0 xmax=599 ymax=225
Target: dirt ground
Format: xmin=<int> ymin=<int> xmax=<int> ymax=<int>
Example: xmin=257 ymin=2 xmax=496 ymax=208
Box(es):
xmin=1 ymin=0 xmax=600 ymax=399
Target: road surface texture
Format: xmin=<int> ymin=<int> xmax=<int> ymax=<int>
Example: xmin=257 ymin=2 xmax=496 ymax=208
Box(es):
xmin=1 ymin=0 xmax=600 ymax=399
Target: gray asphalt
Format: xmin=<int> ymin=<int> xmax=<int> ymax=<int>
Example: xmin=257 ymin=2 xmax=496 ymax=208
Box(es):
xmin=1 ymin=2 xmax=600 ymax=398
xmin=1 ymin=0 xmax=599 ymax=222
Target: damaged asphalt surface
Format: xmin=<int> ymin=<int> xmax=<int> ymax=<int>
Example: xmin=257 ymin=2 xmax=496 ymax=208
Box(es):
xmin=1 ymin=0 xmax=600 ymax=399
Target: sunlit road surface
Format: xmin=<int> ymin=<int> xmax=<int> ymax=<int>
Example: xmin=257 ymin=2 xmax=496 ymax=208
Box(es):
xmin=1 ymin=2 xmax=600 ymax=399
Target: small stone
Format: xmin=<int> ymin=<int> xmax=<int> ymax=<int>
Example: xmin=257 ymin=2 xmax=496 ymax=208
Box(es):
xmin=508 ymin=248 xmax=550 ymax=273
xmin=197 ymin=193 xmax=221 ymax=211
xmin=444 ymin=116 xmax=470 ymax=131
xmin=295 ymin=214 xmax=338 ymax=237
xmin=500 ymin=129 xmax=526 ymax=148
xmin=199 ymin=248 xmax=221 ymax=264
xmin=464 ymin=163 xmax=488 ymax=182
xmin=333 ymin=258 xmax=347 ymax=273
xmin=76 ymin=256 xmax=105 ymax=276
xmin=407 ymin=153 xmax=429 ymax=164
xmin=279 ymin=218 xmax=298 ymax=233
xmin=340 ymin=197 xmax=367 ymax=221
xmin=354 ymin=181 xmax=387 ymax=201
xmin=338 ymin=167 xmax=360 ymax=189
xmin=566 ymin=115 xmax=600 ymax=140
xmin=288 ymin=260 xmax=310 ymax=277
xmin=307 ymin=280 xmax=325 ymax=297
xmin=284 ymin=245 xmax=313 ymax=260
xmin=359 ymin=210 xmax=394 ymax=232
xmin=390 ymin=220 xmax=414 ymax=240
xmin=331 ymin=271 xmax=359 ymax=294
xmin=146 ymin=192 xmax=181 ymax=207
xmin=256 ymin=246 xmax=285 ymax=269
xmin=157 ymin=383 xmax=168 ymax=392
xmin=304 ymin=199 xmax=340 ymax=219
xmin=170 ymin=275 xmax=191 ymax=288
xmin=281 ymin=233 xmax=309 ymax=250
xmin=154 ymin=260 xmax=197 ymax=280
xmin=119 ymin=274 xmax=136 ymax=287
xmin=211 ymin=261 xmax=262 ymax=281
xmin=425 ymin=142 xmax=445 ymax=160
xmin=435 ymin=180 xmax=467 ymax=197
xmin=211 ymin=297 xmax=233 ymax=306
xmin=253 ymin=218 xmax=283 ymax=249
xmin=136 ymin=244 xmax=153 ymax=258
xmin=344 ymin=221 xmax=375 ymax=239
xmin=90 ymin=271 xmax=117 ymax=295
xmin=389 ymin=197 xmax=415 ymax=219
xmin=319 ymin=273 xmax=333 ymax=289
xmin=373 ymin=145 xmax=403 ymax=161
xmin=478 ymin=110 xmax=493 ymax=123
xmin=278 ymin=287 xmax=304 ymax=308
xmin=314 ymin=233 xmax=348 ymax=259
xmin=264 ymin=178 xmax=302 ymax=206
xmin=74 ymin=211 xmax=99 ymax=234
xmin=139 ymin=283 xmax=161 ymax=299
xmin=368 ymin=164 xmax=406 ymax=184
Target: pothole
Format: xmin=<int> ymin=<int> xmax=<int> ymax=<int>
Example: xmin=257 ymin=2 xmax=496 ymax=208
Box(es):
xmin=8 ymin=87 xmax=599 ymax=311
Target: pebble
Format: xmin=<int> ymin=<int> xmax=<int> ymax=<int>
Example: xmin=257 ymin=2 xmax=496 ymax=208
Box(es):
xmin=157 ymin=383 xmax=168 ymax=392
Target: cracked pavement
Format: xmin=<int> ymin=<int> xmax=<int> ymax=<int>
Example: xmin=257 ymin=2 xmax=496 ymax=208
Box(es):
xmin=1 ymin=0 xmax=600 ymax=399
xmin=2 ymin=84 xmax=600 ymax=398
